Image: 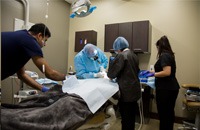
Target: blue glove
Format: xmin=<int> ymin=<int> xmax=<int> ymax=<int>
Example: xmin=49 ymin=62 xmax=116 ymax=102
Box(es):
xmin=139 ymin=70 xmax=150 ymax=77
xmin=41 ymin=86 xmax=50 ymax=92
xmin=145 ymin=72 xmax=155 ymax=78
xmin=109 ymin=56 xmax=115 ymax=64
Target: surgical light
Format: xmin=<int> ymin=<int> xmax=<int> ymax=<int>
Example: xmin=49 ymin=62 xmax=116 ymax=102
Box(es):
xmin=70 ymin=0 xmax=97 ymax=18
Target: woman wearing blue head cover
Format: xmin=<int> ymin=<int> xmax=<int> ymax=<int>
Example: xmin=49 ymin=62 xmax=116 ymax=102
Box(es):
xmin=74 ymin=44 xmax=108 ymax=79
xmin=107 ymin=36 xmax=141 ymax=130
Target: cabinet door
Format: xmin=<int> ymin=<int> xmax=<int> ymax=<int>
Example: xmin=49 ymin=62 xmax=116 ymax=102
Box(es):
xmin=119 ymin=22 xmax=133 ymax=50
xmin=104 ymin=21 xmax=151 ymax=53
xmin=104 ymin=24 xmax=118 ymax=52
xmin=132 ymin=21 xmax=151 ymax=53
xmin=75 ymin=30 xmax=97 ymax=52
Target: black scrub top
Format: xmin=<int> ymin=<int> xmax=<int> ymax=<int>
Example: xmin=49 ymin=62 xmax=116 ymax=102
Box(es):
xmin=154 ymin=53 xmax=180 ymax=90
xmin=107 ymin=49 xmax=141 ymax=102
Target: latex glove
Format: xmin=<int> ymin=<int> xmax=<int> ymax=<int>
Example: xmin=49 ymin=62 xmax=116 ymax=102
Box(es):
xmin=110 ymin=78 xmax=117 ymax=83
xmin=145 ymin=72 xmax=155 ymax=78
xmin=109 ymin=56 xmax=115 ymax=64
xmin=100 ymin=66 xmax=106 ymax=72
xmin=94 ymin=72 xmax=104 ymax=78
xmin=41 ymin=85 xmax=50 ymax=92
xmin=139 ymin=70 xmax=150 ymax=77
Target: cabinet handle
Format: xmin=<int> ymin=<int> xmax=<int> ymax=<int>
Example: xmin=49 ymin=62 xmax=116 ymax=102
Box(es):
xmin=134 ymin=48 xmax=143 ymax=53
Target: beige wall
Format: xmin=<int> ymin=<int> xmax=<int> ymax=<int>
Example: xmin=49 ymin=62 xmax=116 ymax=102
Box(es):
xmin=67 ymin=0 xmax=200 ymax=118
xmin=1 ymin=0 xmax=70 ymax=103
xmin=198 ymin=4 xmax=200 ymax=81
xmin=0 ymin=0 xmax=1 ymax=85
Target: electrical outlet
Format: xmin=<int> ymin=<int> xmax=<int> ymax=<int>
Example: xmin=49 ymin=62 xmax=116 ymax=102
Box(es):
xmin=150 ymin=65 xmax=154 ymax=71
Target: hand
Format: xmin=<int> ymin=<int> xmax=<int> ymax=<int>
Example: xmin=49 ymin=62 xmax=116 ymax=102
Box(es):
xmin=100 ymin=66 xmax=106 ymax=72
xmin=139 ymin=70 xmax=150 ymax=77
xmin=145 ymin=72 xmax=155 ymax=78
xmin=109 ymin=56 xmax=115 ymax=64
xmin=41 ymin=85 xmax=50 ymax=92
xmin=94 ymin=72 xmax=104 ymax=78
xmin=139 ymin=70 xmax=154 ymax=78
xmin=110 ymin=78 xmax=117 ymax=83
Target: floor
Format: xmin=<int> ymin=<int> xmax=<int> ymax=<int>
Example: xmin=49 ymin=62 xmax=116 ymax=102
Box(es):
xmin=78 ymin=117 xmax=184 ymax=130
xmin=77 ymin=106 xmax=184 ymax=130
xmin=109 ymin=118 xmax=183 ymax=130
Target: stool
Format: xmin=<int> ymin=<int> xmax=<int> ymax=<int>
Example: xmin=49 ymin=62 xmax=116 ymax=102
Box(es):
xmin=178 ymin=84 xmax=200 ymax=130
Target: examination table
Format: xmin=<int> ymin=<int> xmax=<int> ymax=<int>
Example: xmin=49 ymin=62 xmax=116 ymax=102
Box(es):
xmin=1 ymin=78 xmax=119 ymax=130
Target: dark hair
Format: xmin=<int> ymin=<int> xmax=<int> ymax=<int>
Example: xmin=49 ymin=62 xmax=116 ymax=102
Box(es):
xmin=28 ymin=23 xmax=51 ymax=37
xmin=156 ymin=35 xmax=174 ymax=58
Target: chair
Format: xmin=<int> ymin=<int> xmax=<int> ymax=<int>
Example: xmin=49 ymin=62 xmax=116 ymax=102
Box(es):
xmin=178 ymin=84 xmax=200 ymax=130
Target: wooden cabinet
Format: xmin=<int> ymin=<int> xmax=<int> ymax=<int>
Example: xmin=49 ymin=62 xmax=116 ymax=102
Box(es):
xmin=104 ymin=20 xmax=151 ymax=53
xmin=75 ymin=30 xmax=97 ymax=52
xmin=104 ymin=23 xmax=118 ymax=52
xmin=132 ymin=21 xmax=151 ymax=53
xmin=119 ymin=22 xmax=133 ymax=50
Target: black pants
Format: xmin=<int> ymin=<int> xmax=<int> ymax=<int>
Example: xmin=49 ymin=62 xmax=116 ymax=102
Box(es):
xmin=156 ymin=89 xmax=179 ymax=130
xmin=119 ymin=100 xmax=138 ymax=130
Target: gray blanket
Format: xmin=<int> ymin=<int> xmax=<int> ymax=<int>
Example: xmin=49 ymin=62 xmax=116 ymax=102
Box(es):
xmin=1 ymin=85 xmax=93 ymax=130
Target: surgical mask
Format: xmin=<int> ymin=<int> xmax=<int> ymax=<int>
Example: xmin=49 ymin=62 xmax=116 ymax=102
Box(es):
xmin=90 ymin=57 xmax=94 ymax=60
xmin=42 ymin=38 xmax=47 ymax=46
xmin=115 ymin=51 xmax=118 ymax=54
xmin=89 ymin=50 xmax=98 ymax=60
xmin=41 ymin=40 xmax=45 ymax=47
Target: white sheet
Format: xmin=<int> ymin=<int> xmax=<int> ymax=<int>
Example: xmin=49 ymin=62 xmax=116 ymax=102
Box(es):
xmin=62 ymin=76 xmax=119 ymax=113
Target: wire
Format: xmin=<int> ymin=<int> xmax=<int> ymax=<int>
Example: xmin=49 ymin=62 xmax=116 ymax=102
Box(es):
xmin=45 ymin=0 xmax=49 ymax=22
xmin=137 ymin=83 xmax=144 ymax=130
xmin=126 ymin=60 xmax=144 ymax=130
xmin=42 ymin=64 xmax=46 ymax=85
xmin=43 ymin=0 xmax=49 ymax=38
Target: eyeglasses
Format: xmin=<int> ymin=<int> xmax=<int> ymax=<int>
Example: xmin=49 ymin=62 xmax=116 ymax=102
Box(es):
xmin=93 ymin=55 xmax=98 ymax=60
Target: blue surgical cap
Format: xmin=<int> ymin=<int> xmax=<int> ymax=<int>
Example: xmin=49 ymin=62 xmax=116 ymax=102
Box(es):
xmin=83 ymin=43 xmax=97 ymax=58
xmin=113 ymin=36 xmax=129 ymax=50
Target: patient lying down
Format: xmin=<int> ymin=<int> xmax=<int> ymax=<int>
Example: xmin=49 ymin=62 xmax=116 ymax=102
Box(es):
xmin=1 ymin=85 xmax=93 ymax=130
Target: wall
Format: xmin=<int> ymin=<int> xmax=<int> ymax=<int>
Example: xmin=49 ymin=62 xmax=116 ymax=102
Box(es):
xmin=0 ymin=0 xmax=1 ymax=87
xmin=1 ymin=0 xmax=70 ymax=103
xmin=199 ymin=4 xmax=200 ymax=84
xmin=67 ymin=0 xmax=200 ymax=118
